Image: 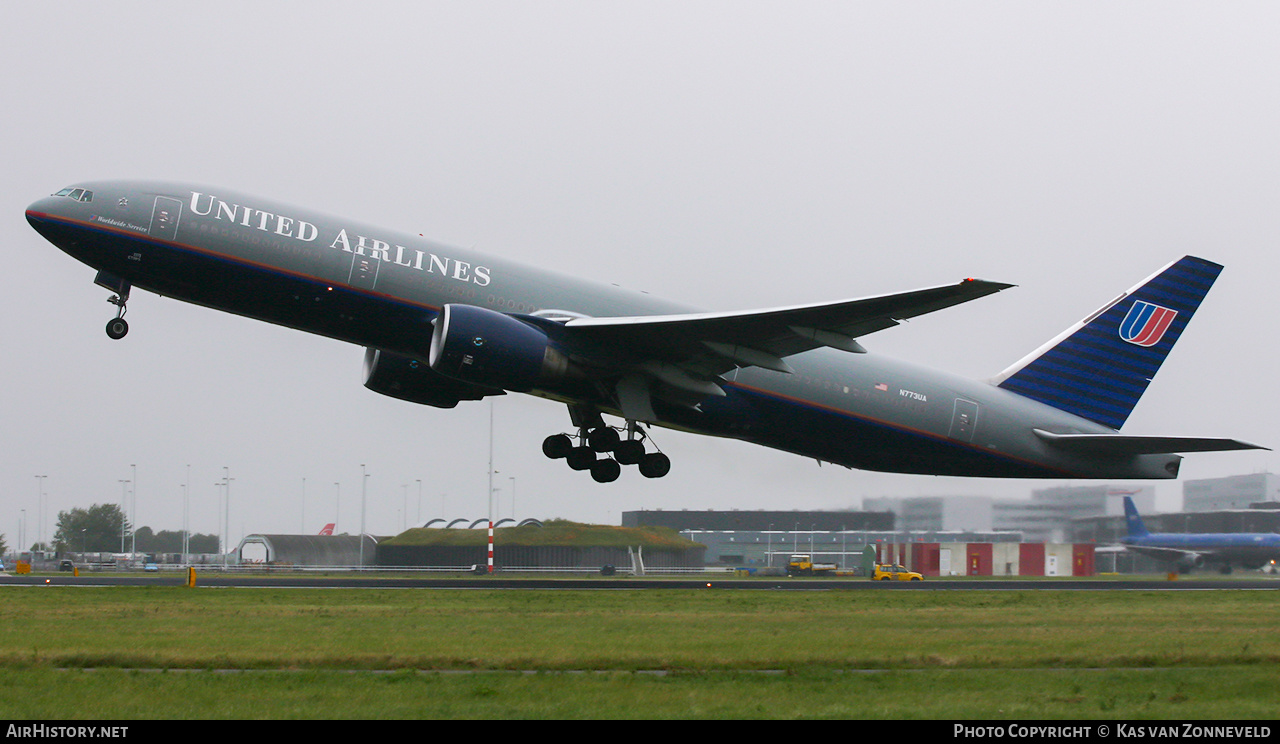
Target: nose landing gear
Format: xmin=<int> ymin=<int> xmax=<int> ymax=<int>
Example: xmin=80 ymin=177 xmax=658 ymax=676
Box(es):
xmin=542 ymin=416 xmax=670 ymax=482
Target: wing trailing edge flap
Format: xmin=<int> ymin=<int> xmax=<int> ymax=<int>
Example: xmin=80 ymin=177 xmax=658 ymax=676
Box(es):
xmin=616 ymin=375 xmax=657 ymax=422
xmin=1033 ymin=429 xmax=1269 ymax=455
xmin=564 ymin=278 xmax=1012 ymax=388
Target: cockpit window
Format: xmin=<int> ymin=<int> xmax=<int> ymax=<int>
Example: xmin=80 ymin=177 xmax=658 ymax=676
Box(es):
xmin=52 ymin=187 xmax=93 ymax=203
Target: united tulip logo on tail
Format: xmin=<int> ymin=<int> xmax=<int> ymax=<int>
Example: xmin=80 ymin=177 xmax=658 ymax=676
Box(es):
xmin=1119 ymin=301 xmax=1177 ymax=347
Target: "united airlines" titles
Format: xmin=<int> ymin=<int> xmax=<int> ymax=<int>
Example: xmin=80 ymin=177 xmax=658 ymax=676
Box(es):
xmin=188 ymin=191 xmax=491 ymax=286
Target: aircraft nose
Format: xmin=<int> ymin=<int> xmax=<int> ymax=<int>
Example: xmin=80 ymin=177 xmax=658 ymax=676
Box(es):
xmin=27 ymin=186 xmax=111 ymax=252
xmin=25 ymin=195 xmax=68 ymax=238
xmin=26 ymin=195 xmax=62 ymax=221
xmin=27 ymin=185 xmax=108 ymax=239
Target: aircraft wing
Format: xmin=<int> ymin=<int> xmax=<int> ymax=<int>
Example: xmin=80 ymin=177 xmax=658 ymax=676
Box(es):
xmin=1033 ymin=430 xmax=1269 ymax=454
xmin=561 ymin=278 xmax=1013 ymax=379
xmin=1123 ymin=543 xmax=1210 ymax=565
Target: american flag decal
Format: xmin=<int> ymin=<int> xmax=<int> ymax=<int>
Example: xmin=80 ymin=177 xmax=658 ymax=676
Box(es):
xmin=1119 ymin=301 xmax=1178 ymax=347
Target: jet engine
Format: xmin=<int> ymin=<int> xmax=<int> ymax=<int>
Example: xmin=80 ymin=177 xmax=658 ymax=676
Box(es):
xmin=363 ymin=347 xmax=498 ymax=408
xmin=429 ymin=304 xmax=573 ymax=392
xmin=1175 ymin=554 xmax=1205 ymax=573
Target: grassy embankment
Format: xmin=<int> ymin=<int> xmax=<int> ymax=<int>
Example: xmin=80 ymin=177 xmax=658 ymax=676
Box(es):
xmin=382 ymin=519 xmax=699 ymax=549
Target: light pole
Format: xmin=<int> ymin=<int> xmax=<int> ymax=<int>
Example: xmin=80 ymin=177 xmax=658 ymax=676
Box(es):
xmin=118 ymin=479 xmax=130 ymax=552
xmin=333 ymin=482 xmax=340 ymax=532
xmin=220 ymin=468 xmax=233 ymax=568
xmin=214 ymin=480 xmax=224 ymax=560
xmin=509 ymin=476 xmax=516 ymax=520
xmin=487 ymin=399 xmax=495 ymax=574
xmin=225 ymin=468 xmax=232 ymax=563
xmin=359 ymin=465 xmax=368 ymax=569
xmin=488 ymin=401 xmax=495 ymax=572
xmin=181 ymin=474 xmax=190 ymax=563
xmin=33 ymin=476 xmax=47 ymax=551
xmin=130 ymin=464 xmax=137 ymax=554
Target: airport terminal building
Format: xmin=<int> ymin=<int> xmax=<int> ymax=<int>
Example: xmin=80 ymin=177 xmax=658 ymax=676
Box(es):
xmin=622 ymin=509 xmax=1094 ymax=577
xmin=1183 ymin=473 xmax=1280 ymax=512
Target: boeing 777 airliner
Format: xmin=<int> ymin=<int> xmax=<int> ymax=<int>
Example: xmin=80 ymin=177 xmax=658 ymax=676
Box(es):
xmin=26 ymin=181 xmax=1265 ymax=483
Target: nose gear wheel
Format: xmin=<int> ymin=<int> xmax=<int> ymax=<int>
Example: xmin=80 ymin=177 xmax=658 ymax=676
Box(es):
xmin=105 ymin=314 xmax=129 ymax=340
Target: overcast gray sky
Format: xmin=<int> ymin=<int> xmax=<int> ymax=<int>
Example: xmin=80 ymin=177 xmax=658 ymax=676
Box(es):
xmin=4 ymin=2 xmax=1277 ymax=549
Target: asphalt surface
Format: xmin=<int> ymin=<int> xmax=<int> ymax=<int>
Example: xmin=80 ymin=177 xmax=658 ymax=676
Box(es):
xmin=4 ymin=572 xmax=1279 ymax=590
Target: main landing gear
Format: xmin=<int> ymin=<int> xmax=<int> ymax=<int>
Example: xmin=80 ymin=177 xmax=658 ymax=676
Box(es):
xmin=542 ymin=416 xmax=671 ymax=483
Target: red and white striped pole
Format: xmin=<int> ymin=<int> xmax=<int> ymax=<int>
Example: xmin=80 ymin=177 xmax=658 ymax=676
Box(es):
xmin=488 ymin=400 xmax=495 ymax=574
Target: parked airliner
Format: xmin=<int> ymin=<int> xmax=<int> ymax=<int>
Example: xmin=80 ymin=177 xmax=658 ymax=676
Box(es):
xmin=1122 ymin=497 xmax=1280 ymax=573
xmin=26 ymin=181 xmax=1264 ymax=483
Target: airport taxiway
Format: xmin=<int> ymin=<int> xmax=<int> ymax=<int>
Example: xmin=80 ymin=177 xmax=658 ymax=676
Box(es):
xmin=3 ymin=573 xmax=1278 ymax=590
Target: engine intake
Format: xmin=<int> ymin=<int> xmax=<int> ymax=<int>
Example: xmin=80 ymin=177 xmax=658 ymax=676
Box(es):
xmin=429 ymin=304 xmax=571 ymax=392
xmin=1176 ymin=554 xmax=1206 ymax=573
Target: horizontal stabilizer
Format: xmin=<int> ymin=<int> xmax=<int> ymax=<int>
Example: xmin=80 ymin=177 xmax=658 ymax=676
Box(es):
xmin=1034 ymin=429 xmax=1269 ymax=455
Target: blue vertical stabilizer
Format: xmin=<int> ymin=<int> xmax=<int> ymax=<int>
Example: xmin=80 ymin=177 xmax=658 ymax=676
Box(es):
xmin=1122 ymin=496 xmax=1149 ymax=538
xmin=994 ymin=256 xmax=1222 ymax=429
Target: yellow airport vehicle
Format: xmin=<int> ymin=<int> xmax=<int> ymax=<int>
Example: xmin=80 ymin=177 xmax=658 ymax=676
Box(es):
xmin=872 ymin=563 xmax=924 ymax=581
xmin=787 ymin=554 xmax=839 ymax=576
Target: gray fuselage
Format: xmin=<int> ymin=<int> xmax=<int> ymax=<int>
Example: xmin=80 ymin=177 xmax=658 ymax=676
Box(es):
xmin=26 ymin=180 xmax=1182 ymax=479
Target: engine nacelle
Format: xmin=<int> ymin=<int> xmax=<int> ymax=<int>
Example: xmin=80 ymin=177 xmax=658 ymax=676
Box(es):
xmin=429 ymin=304 xmax=571 ymax=392
xmin=363 ymin=347 xmax=498 ymax=409
xmin=1175 ymin=554 xmax=1205 ymax=573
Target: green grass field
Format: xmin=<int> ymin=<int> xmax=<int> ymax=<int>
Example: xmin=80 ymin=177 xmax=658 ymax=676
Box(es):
xmin=0 ymin=583 xmax=1275 ymax=719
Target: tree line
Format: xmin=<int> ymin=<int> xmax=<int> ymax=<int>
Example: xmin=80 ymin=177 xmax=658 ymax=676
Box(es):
xmin=50 ymin=503 xmax=220 ymax=554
